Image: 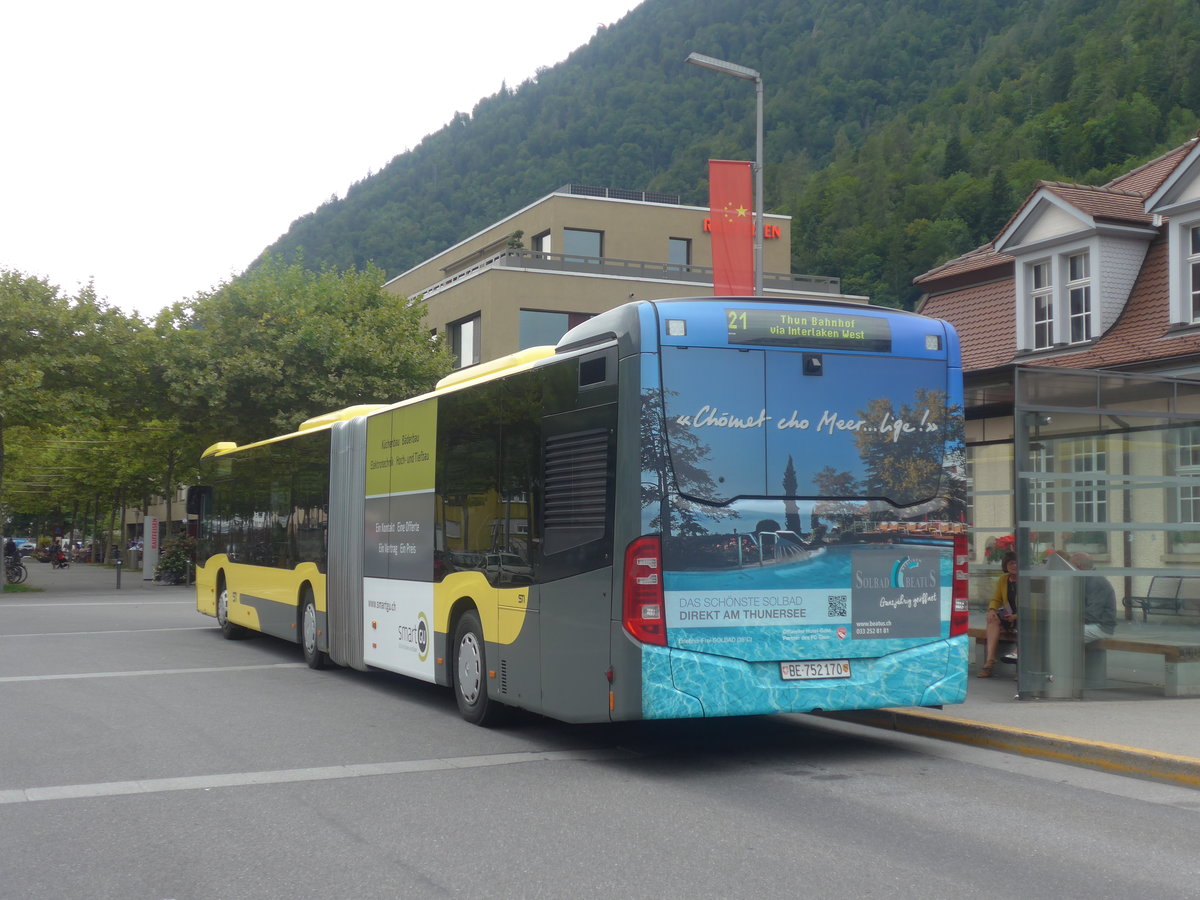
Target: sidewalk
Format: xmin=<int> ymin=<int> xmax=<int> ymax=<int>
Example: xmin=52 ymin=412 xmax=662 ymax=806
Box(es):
xmin=3 ymin=558 xmax=183 ymax=597
xmin=7 ymin=563 xmax=1200 ymax=788
xmin=828 ymin=621 xmax=1200 ymax=789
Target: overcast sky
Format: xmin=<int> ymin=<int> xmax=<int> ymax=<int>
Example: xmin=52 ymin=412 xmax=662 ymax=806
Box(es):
xmin=1 ymin=0 xmax=644 ymax=318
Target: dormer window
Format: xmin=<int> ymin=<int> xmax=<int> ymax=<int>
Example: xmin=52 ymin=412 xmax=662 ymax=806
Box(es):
xmin=1067 ymin=251 xmax=1092 ymax=343
xmin=1190 ymin=225 xmax=1200 ymax=321
xmin=1018 ymin=247 xmax=1096 ymax=351
xmin=1031 ymin=261 xmax=1054 ymax=349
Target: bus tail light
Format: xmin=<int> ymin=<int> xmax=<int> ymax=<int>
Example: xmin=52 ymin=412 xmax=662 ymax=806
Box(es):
xmin=623 ymin=536 xmax=666 ymax=646
xmin=950 ymin=534 xmax=969 ymax=637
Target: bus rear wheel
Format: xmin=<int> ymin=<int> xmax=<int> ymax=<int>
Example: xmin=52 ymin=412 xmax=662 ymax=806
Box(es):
xmin=453 ymin=610 xmax=506 ymax=726
xmin=216 ymin=582 xmax=247 ymax=639
xmin=301 ymin=589 xmax=327 ymax=669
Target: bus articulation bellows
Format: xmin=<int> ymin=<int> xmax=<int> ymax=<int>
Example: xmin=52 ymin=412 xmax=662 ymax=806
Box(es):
xmin=190 ymin=297 xmax=969 ymax=725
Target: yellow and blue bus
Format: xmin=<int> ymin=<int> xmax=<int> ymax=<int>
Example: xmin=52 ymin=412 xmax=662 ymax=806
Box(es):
xmin=190 ymin=296 xmax=969 ymax=725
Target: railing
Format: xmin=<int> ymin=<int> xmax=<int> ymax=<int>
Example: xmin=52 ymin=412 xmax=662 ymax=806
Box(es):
xmin=418 ymin=249 xmax=840 ymax=299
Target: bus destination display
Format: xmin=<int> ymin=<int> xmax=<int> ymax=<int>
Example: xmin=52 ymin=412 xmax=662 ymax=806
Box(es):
xmin=726 ymin=308 xmax=892 ymax=352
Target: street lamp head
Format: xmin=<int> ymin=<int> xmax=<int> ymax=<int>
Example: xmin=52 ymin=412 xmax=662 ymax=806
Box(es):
xmin=685 ymin=51 xmax=760 ymax=83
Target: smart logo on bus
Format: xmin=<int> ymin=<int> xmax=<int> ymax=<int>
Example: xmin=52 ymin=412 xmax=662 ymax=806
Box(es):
xmin=850 ymin=548 xmax=941 ymax=640
xmin=398 ymin=611 xmax=430 ymax=662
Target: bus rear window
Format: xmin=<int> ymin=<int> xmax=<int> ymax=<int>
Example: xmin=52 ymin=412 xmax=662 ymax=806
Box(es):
xmin=659 ymin=346 xmax=955 ymax=508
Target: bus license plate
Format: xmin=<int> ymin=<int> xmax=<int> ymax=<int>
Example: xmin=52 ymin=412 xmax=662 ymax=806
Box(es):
xmin=780 ymin=660 xmax=851 ymax=681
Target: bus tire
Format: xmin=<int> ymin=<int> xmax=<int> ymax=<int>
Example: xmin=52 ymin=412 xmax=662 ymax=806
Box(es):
xmin=453 ymin=610 xmax=506 ymax=726
xmin=216 ymin=580 xmax=247 ymax=639
xmin=300 ymin=588 xmax=327 ymax=669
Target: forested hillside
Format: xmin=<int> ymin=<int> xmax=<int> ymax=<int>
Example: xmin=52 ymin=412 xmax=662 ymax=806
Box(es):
xmin=261 ymin=0 xmax=1200 ymax=309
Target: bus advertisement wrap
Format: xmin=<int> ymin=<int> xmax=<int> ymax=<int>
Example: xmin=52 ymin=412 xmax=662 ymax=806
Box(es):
xmin=664 ymin=546 xmax=947 ymax=658
xmin=363 ymin=403 xmax=437 ymax=679
xmin=193 ymin=296 xmax=967 ymax=726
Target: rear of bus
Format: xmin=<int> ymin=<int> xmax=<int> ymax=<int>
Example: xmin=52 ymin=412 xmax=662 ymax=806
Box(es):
xmin=618 ymin=299 xmax=968 ymax=719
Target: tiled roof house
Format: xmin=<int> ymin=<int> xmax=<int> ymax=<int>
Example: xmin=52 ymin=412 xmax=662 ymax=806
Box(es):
xmin=912 ymin=133 xmax=1200 ymax=586
xmin=916 ymin=135 xmax=1200 ymax=378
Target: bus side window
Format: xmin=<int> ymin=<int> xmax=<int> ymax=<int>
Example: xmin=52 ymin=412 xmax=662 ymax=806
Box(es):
xmin=437 ymin=381 xmax=503 ymax=583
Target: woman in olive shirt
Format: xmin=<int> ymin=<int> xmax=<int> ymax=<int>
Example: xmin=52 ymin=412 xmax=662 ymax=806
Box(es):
xmin=978 ymin=551 xmax=1017 ymax=678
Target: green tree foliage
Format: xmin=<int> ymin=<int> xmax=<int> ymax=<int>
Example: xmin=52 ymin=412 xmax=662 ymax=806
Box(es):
xmin=160 ymin=258 xmax=453 ymax=444
xmin=256 ymin=0 xmax=1200 ymax=310
xmin=2 ymin=262 xmax=451 ymax=543
xmin=0 ymin=271 xmax=148 ymax=529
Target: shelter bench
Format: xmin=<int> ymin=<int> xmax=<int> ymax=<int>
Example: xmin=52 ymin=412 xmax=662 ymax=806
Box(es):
xmin=1123 ymin=576 xmax=1200 ymax=622
xmin=967 ymin=626 xmax=1200 ymax=697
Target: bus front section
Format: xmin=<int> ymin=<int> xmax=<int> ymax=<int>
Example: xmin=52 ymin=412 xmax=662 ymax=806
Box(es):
xmin=620 ymin=299 xmax=968 ymax=721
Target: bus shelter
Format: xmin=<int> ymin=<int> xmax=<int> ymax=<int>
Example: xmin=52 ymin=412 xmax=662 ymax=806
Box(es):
xmin=1009 ymin=367 xmax=1200 ymax=699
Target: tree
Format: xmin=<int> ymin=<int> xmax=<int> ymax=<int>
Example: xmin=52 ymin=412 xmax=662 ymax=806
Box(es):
xmin=159 ymin=258 xmax=454 ymax=445
xmin=0 ymin=271 xmax=146 ymax=533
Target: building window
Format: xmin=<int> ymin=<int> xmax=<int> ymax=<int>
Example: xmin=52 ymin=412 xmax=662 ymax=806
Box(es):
xmin=1170 ymin=426 xmax=1200 ymax=551
xmin=668 ymin=237 xmax=691 ymax=269
xmin=1067 ymin=251 xmax=1092 ymax=343
xmin=1071 ymin=437 xmax=1107 ymax=529
xmin=1031 ymin=261 xmax=1054 ymax=349
xmin=532 ymin=230 xmax=551 ymax=254
xmin=1030 ymin=443 xmax=1055 ymax=524
xmin=1190 ymin=225 xmax=1200 ymax=322
xmin=563 ymin=228 xmax=602 ymax=262
xmin=449 ymin=314 xmax=480 ymax=368
xmin=519 ymin=310 xmax=592 ymax=349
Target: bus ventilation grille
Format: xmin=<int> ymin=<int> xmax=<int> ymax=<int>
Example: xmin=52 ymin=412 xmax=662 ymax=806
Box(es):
xmin=543 ymin=428 xmax=609 ymax=550
xmin=500 ymin=659 xmax=509 ymax=694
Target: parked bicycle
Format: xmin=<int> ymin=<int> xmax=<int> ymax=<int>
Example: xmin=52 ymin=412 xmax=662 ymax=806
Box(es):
xmin=5 ymin=559 xmax=28 ymax=584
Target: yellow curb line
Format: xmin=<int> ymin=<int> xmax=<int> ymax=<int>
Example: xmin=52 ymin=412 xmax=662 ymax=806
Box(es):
xmin=821 ymin=708 xmax=1200 ymax=790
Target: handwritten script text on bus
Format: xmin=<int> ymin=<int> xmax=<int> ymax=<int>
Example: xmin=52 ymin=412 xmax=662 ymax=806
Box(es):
xmin=673 ymin=406 xmax=938 ymax=441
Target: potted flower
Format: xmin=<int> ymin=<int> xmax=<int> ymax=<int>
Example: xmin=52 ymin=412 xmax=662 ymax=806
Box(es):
xmin=155 ymin=535 xmax=195 ymax=585
xmin=985 ymin=534 xmax=1014 ymax=564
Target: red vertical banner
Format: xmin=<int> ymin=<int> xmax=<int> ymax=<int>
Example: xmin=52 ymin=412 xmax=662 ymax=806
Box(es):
xmin=708 ymin=159 xmax=754 ymax=295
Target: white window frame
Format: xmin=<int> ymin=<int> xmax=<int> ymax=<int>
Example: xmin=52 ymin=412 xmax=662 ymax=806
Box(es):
xmin=1071 ymin=438 xmax=1107 ymax=526
xmin=1190 ymin=224 xmax=1200 ymax=323
xmin=449 ymin=314 xmax=481 ymax=369
xmin=1030 ymin=260 xmax=1054 ymax=349
xmin=1067 ymin=251 xmax=1092 ymax=344
xmin=1016 ymin=241 xmax=1098 ymax=352
xmin=1030 ymin=443 xmax=1056 ymax=524
xmin=1176 ymin=426 xmax=1200 ymax=524
xmin=1166 ymin=214 xmax=1200 ymax=325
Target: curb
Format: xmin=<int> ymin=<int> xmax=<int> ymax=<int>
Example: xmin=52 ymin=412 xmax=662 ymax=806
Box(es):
xmin=823 ymin=708 xmax=1200 ymax=790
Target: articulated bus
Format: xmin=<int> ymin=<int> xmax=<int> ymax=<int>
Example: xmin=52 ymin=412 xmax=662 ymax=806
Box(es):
xmin=190 ymin=296 xmax=969 ymax=725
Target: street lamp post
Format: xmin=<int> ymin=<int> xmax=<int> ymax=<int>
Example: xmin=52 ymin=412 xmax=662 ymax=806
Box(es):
xmin=685 ymin=51 xmax=764 ymax=296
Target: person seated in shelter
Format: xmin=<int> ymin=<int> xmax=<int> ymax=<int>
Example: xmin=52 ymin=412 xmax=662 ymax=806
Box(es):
xmin=1069 ymin=552 xmax=1116 ymax=642
xmin=978 ymin=551 xmax=1018 ymax=678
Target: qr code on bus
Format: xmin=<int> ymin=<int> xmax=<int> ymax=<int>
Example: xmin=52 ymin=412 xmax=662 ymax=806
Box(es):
xmin=827 ymin=595 xmax=848 ymax=617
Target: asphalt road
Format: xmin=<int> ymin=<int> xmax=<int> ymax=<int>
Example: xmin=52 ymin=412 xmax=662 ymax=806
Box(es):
xmin=1 ymin=591 xmax=1197 ymax=900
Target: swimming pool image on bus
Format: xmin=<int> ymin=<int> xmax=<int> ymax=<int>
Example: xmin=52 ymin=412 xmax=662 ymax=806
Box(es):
xmin=663 ymin=544 xmax=953 ymax=658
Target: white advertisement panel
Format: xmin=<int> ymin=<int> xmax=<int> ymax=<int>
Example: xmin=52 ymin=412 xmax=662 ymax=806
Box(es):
xmin=362 ymin=577 xmax=435 ymax=681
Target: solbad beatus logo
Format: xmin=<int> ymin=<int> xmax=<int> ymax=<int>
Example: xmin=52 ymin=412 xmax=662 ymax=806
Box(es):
xmin=889 ymin=555 xmax=937 ymax=589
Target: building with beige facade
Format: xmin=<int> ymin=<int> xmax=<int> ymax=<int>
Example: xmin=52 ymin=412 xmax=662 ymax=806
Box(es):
xmin=383 ymin=184 xmax=858 ymax=368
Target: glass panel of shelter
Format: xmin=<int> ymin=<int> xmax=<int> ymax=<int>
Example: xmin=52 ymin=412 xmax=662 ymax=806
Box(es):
xmin=1010 ymin=367 xmax=1200 ymax=699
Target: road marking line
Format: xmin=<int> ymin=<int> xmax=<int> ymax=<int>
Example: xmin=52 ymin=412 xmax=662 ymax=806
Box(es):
xmin=0 ymin=748 xmax=636 ymax=805
xmin=0 ymin=600 xmax=195 ymax=608
xmin=0 ymin=627 xmax=214 ymax=637
xmin=0 ymin=663 xmax=305 ymax=683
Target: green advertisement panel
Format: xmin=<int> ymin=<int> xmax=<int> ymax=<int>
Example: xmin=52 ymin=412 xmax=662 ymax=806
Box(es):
xmin=364 ymin=400 xmax=437 ymax=581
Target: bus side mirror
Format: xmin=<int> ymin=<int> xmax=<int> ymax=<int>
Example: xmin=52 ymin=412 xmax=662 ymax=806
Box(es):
xmin=186 ymin=485 xmax=212 ymax=516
